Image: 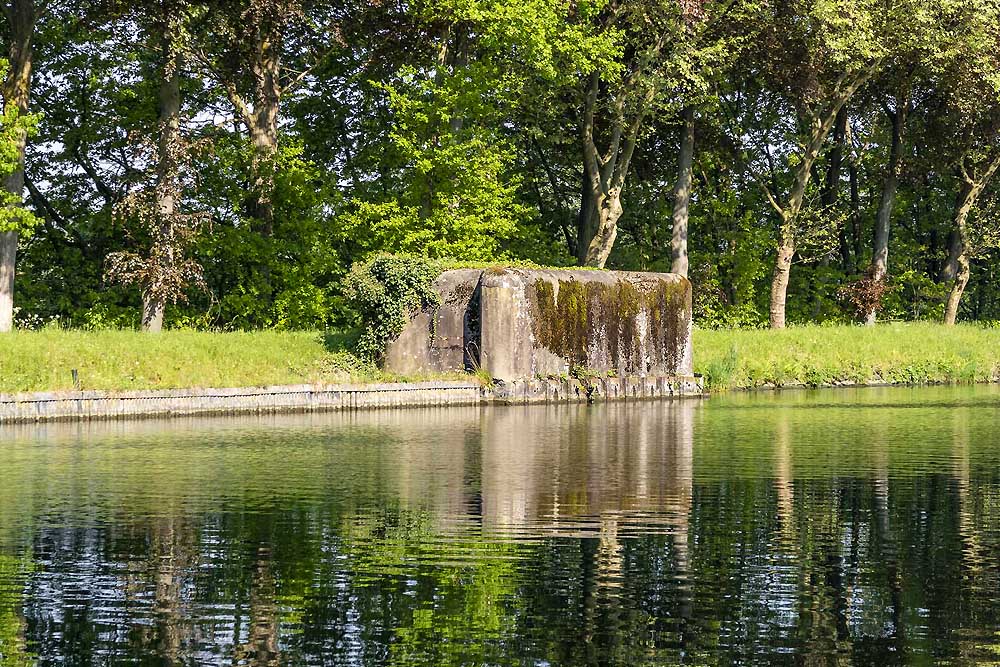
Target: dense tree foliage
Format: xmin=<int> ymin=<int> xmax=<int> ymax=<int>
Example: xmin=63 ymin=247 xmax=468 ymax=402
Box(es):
xmin=2 ymin=0 xmax=1000 ymax=331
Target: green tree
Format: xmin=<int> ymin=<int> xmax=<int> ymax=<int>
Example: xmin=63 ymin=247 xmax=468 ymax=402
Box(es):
xmin=339 ymin=0 xmax=614 ymax=263
xmin=0 ymin=0 xmax=41 ymax=333
xmin=104 ymin=2 xmax=207 ymax=333
xmin=749 ymin=0 xmax=893 ymax=328
xmin=577 ymin=0 xmax=755 ymax=269
xmin=930 ymin=0 xmax=1000 ymax=325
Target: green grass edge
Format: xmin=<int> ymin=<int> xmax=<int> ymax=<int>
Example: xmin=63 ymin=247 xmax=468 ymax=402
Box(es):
xmin=0 ymin=322 xmax=997 ymax=394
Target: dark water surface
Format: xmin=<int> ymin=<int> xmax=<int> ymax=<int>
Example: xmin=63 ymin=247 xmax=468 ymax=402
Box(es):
xmin=2 ymin=386 xmax=1000 ymax=666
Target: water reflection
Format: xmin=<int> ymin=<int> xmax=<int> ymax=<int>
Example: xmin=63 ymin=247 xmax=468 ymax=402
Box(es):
xmin=1 ymin=387 xmax=1000 ymax=664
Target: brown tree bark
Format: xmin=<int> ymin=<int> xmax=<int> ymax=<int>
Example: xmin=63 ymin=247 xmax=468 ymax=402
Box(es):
xmin=944 ymin=184 xmax=978 ymax=326
xmin=766 ymin=133 xmax=824 ymax=329
xmin=574 ymin=169 xmax=595 ymax=264
xmin=0 ymin=232 xmax=15 ymax=332
xmin=943 ymin=154 xmax=1000 ymax=325
xmin=0 ymin=0 xmax=35 ymax=333
xmin=769 ymin=242 xmax=795 ymax=329
xmin=941 ymin=228 xmax=962 ymax=283
xmin=671 ymin=107 xmax=695 ymax=278
xmin=865 ymin=103 xmax=906 ymax=325
xmin=578 ymin=43 xmax=661 ymax=268
xmin=943 ymin=246 xmax=970 ymax=326
xmin=247 ymin=40 xmax=279 ymax=237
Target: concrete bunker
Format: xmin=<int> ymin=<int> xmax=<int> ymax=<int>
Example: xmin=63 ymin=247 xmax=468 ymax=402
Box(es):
xmin=384 ymin=268 xmax=693 ymax=382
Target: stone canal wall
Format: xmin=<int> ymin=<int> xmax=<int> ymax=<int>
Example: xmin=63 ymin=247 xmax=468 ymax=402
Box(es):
xmin=0 ymin=376 xmax=703 ymax=424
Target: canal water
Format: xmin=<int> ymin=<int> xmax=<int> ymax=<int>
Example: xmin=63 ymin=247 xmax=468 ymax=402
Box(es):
xmin=1 ymin=385 xmax=1000 ymax=665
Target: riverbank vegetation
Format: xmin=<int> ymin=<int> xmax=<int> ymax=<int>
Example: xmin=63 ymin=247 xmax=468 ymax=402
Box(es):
xmin=1 ymin=1 xmax=1000 ymax=337
xmin=0 ymin=329 xmax=382 ymax=392
xmin=1 ymin=324 xmax=997 ymax=394
xmin=694 ymin=322 xmax=1000 ymax=390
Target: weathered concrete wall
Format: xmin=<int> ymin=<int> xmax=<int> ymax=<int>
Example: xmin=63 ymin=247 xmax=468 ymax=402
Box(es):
xmin=384 ymin=269 xmax=482 ymax=375
xmin=489 ymin=375 xmax=703 ymax=403
xmin=0 ymin=382 xmax=483 ymax=423
xmin=383 ymin=268 xmax=693 ymax=381
xmin=480 ymin=269 xmax=692 ymax=380
xmin=0 ymin=378 xmax=704 ymax=424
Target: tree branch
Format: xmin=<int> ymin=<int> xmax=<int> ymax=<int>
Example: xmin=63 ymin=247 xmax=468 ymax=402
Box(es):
xmin=24 ymin=172 xmax=87 ymax=250
xmin=759 ymin=181 xmax=785 ymax=217
xmin=190 ymin=44 xmax=254 ymax=128
xmin=613 ymin=82 xmax=658 ymax=188
xmin=531 ymin=134 xmax=568 ymax=208
xmin=71 ymin=145 xmax=116 ymax=206
xmin=958 ymin=156 xmax=974 ymax=186
xmin=581 ymin=71 xmax=604 ymax=199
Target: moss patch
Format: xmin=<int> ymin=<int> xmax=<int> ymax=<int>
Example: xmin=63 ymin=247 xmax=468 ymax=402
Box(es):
xmin=529 ymin=277 xmax=690 ymax=374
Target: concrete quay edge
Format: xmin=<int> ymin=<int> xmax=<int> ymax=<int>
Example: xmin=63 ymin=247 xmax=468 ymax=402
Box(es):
xmin=0 ymin=376 xmax=705 ymax=424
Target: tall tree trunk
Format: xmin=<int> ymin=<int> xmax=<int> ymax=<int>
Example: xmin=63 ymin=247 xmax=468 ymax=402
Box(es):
xmin=222 ymin=16 xmax=281 ymax=238
xmin=584 ymin=197 xmax=623 ymax=268
xmin=670 ymin=107 xmax=695 ymax=278
xmin=142 ymin=297 xmax=165 ymax=333
xmin=824 ymin=108 xmax=850 ymax=269
xmin=940 ymin=226 xmax=962 ymax=283
xmin=865 ymin=104 xmax=905 ymax=325
xmin=943 ymin=153 xmax=1000 ymax=324
xmin=943 ymin=244 xmax=970 ymax=326
xmin=0 ymin=233 xmax=14 ymax=331
xmin=0 ymin=0 xmax=35 ymax=333
xmin=943 ymin=184 xmax=975 ymax=326
xmin=143 ymin=45 xmax=182 ymax=333
xmin=769 ymin=242 xmax=795 ymax=329
xmin=767 ymin=67 xmax=876 ymax=329
xmin=768 ymin=153 xmax=815 ymax=329
xmin=579 ymin=69 xmax=657 ymax=268
xmin=248 ymin=39 xmax=280 ymax=237
xmin=575 ymin=167 xmax=597 ymax=265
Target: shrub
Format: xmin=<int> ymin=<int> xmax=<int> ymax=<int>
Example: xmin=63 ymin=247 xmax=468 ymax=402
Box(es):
xmin=343 ymin=255 xmax=442 ymax=361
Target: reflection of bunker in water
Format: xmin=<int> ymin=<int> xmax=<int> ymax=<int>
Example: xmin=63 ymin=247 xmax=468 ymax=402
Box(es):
xmin=385 ymin=268 xmax=695 ymax=385
xmin=480 ymin=402 xmax=694 ymax=537
xmin=285 ymin=402 xmax=695 ymax=540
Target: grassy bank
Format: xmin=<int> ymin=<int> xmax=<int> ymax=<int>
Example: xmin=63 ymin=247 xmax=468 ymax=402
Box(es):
xmin=693 ymin=322 xmax=1000 ymax=391
xmin=1 ymin=323 xmax=998 ymax=394
xmin=0 ymin=329 xmax=387 ymax=393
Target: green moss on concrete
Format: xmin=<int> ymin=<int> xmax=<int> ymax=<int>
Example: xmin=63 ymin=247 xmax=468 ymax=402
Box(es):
xmin=529 ymin=277 xmax=690 ymax=374
xmin=347 ymin=255 xmax=601 ymax=362
xmin=645 ymin=279 xmax=690 ymax=372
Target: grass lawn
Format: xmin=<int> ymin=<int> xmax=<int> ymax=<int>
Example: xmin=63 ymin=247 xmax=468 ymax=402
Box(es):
xmin=0 ymin=329 xmax=385 ymax=393
xmin=1 ymin=322 xmax=998 ymax=393
xmin=693 ymin=322 xmax=1000 ymax=390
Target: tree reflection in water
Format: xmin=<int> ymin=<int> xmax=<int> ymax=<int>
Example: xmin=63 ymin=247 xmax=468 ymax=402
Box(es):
xmin=1 ymin=386 xmax=1000 ymax=664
